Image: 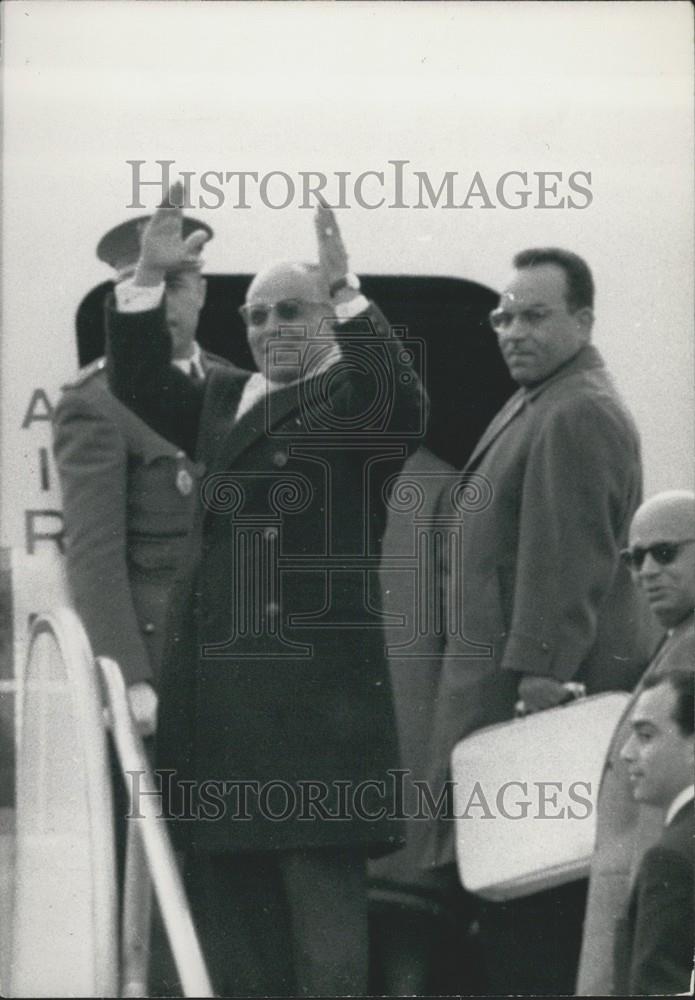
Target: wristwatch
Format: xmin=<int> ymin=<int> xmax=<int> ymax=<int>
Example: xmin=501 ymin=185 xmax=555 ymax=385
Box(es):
xmin=329 ymin=272 xmax=361 ymax=297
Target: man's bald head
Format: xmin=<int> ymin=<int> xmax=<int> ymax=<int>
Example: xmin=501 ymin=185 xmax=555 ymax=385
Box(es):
xmin=246 ymin=261 xmax=332 ymax=308
xmin=242 ymin=262 xmax=336 ymax=381
xmin=628 ymin=490 xmax=695 ymax=628
xmin=630 ymin=491 xmax=695 ymax=545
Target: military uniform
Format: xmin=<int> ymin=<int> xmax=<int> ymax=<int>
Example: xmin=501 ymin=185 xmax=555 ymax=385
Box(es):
xmin=55 ymin=208 xmax=217 ymax=687
xmin=53 ymin=355 xmax=223 ymax=686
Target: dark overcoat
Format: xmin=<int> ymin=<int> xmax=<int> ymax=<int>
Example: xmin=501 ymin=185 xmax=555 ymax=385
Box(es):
xmin=424 ymin=344 xmax=655 ymax=869
xmin=612 ymin=799 xmax=694 ymax=995
xmin=107 ymin=299 xmax=426 ymax=855
xmin=577 ymin=617 xmax=694 ymax=995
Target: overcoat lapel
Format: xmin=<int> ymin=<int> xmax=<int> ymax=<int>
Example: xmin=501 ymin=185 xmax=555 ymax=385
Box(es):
xmin=465 ymin=344 xmax=606 ymax=471
xmin=208 ymin=376 xmax=314 ymax=473
xmin=195 ymin=367 xmax=247 ymax=469
xmin=465 ymin=390 xmax=527 ymax=469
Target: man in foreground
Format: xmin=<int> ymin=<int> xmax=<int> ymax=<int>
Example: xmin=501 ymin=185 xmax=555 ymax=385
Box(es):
xmin=426 ymin=248 xmax=652 ymax=993
xmin=577 ymin=489 xmax=695 ymax=994
xmin=615 ymin=669 xmax=694 ymax=994
xmin=106 ymin=184 xmax=426 ymax=996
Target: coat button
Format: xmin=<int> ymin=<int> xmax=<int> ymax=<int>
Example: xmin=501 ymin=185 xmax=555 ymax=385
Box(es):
xmin=541 ymin=642 xmax=549 ymax=652
xmin=176 ymin=468 xmax=194 ymax=496
xmin=272 ymin=451 xmax=288 ymax=468
xmin=142 ymin=622 xmax=156 ymax=634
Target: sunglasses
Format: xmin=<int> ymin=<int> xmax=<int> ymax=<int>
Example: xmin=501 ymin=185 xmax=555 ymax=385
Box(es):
xmin=620 ymin=539 xmax=695 ymax=571
xmin=238 ymin=299 xmax=330 ymax=327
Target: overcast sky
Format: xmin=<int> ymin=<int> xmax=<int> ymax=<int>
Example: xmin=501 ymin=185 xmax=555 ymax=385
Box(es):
xmin=1 ymin=0 xmax=693 ymax=521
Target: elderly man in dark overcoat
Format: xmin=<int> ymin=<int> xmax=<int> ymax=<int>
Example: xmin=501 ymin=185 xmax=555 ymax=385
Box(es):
xmin=106 ymin=185 xmax=426 ymax=996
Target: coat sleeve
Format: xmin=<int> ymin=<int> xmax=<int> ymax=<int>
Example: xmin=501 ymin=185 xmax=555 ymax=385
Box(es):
xmin=105 ymin=296 xmax=204 ymax=457
xmin=627 ymin=845 xmax=694 ymax=995
xmin=53 ymin=391 xmax=154 ymax=685
xmin=501 ymin=391 xmax=641 ymax=680
xmin=334 ymin=301 xmax=428 ymax=442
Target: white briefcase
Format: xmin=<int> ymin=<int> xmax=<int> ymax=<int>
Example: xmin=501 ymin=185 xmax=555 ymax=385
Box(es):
xmin=451 ymin=691 xmax=630 ymax=900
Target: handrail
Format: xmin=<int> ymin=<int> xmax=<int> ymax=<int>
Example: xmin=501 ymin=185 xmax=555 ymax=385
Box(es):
xmin=121 ymin=820 xmax=153 ymax=998
xmin=11 ymin=607 xmax=118 ymax=997
xmin=98 ymin=656 xmax=214 ymax=998
xmin=10 ymin=608 xmax=213 ymax=999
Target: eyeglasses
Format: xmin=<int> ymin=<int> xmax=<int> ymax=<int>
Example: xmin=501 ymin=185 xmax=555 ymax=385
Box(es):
xmin=238 ymin=299 xmax=331 ymax=327
xmin=620 ymin=539 xmax=695 ymax=571
xmin=488 ymin=307 xmax=556 ymax=333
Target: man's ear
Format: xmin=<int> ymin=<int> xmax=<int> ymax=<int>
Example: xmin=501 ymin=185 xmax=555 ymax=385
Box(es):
xmin=575 ymin=306 xmax=594 ymax=340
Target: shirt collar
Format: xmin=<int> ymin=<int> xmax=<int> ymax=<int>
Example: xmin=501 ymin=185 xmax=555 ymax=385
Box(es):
xmin=665 ymin=785 xmax=695 ymax=826
xmin=172 ymin=341 xmax=203 ymax=376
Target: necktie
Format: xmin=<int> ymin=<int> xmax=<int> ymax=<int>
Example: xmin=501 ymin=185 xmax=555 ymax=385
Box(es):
xmin=189 ymin=358 xmax=204 ymax=384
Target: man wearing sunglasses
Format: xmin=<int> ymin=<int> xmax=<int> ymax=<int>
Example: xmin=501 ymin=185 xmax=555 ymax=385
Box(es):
xmin=578 ymin=489 xmax=695 ymax=995
xmin=105 ymin=184 xmax=426 ymax=997
xmin=425 ymin=247 xmax=653 ymax=994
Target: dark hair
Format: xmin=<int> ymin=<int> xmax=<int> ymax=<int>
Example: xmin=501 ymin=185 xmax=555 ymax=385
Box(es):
xmin=513 ymin=247 xmax=595 ymax=312
xmin=642 ymin=670 xmax=694 ymax=736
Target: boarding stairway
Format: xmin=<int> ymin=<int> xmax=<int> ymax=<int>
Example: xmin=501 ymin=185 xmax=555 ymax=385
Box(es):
xmin=9 ymin=608 xmax=213 ymax=997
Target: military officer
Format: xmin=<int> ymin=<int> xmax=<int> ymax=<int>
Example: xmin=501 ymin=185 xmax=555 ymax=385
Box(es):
xmin=53 ymin=215 xmax=241 ymax=996
xmin=53 ymin=214 xmax=236 ymax=733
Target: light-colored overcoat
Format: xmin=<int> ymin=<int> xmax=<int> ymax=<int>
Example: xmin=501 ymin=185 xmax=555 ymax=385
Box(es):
xmin=424 ymin=344 xmax=655 ymax=869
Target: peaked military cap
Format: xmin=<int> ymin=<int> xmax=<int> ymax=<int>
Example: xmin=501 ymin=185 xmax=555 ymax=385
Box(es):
xmin=97 ymin=215 xmax=214 ymax=279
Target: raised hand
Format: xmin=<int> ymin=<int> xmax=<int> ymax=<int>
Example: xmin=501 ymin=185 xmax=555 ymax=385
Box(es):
xmin=134 ymin=180 xmax=210 ymax=285
xmin=314 ymin=195 xmax=349 ymax=290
